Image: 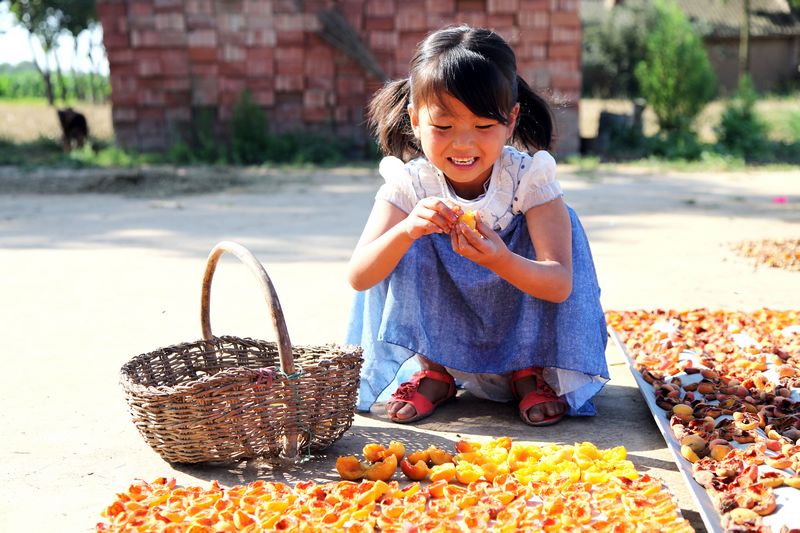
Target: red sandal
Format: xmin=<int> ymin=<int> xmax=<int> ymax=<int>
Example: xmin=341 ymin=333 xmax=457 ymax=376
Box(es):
xmin=387 ymin=369 xmax=457 ymax=424
xmin=510 ymin=368 xmax=568 ymax=426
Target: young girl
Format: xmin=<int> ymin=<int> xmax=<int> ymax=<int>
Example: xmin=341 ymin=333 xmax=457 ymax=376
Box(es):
xmin=346 ymin=25 xmax=608 ymax=426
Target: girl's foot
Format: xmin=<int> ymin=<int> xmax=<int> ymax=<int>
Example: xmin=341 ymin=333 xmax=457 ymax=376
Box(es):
xmin=386 ymin=369 xmax=456 ymax=423
xmin=510 ymin=368 xmax=567 ymax=426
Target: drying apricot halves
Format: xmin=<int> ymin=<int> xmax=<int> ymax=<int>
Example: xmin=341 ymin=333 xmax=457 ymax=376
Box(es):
xmin=335 ymin=455 xmax=368 ymax=481
xmin=363 ymin=441 xmax=405 ymax=463
xmin=365 ymin=454 xmax=398 ymax=482
xmin=400 ymin=458 xmax=429 ymax=481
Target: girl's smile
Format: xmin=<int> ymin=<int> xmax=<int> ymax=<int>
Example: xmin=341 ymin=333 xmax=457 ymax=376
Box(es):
xmin=409 ymin=94 xmax=518 ymax=200
xmin=449 ymin=157 xmax=477 ymax=167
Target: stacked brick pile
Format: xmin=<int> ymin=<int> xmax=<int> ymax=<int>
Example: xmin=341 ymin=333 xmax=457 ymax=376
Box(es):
xmin=98 ymin=0 xmax=580 ymax=154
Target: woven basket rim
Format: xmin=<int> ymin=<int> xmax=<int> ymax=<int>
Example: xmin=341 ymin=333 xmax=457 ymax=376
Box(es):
xmin=120 ymin=335 xmax=363 ymax=397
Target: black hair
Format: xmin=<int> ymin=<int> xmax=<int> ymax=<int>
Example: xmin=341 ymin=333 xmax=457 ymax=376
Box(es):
xmin=367 ymin=25 xmax=554 ymax=160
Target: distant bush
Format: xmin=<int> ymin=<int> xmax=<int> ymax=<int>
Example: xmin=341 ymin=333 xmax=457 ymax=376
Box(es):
xmin=788 ymin=111 xmax=800 ymax=142
xmin=262 ymin=130 xmax=354 ymax=165
xmin=232 ymin=90 xmax=359 ymax=165
xmin=164 ymin=91 xmax=364 ymax=166
xmin=230 ymin=91 xmax=270 ymax=165
xmin=766 ymin=140 xmax=800 ymax=164
xmin=715 ymin=76 xmax=770 ymax=160
xmin=193 ymin=106 xmax=225 ymax=164
xmin=634 ymin=0 xmax=717 ymax=135
xmin=646 ymin=129 xmax=705 ymax=161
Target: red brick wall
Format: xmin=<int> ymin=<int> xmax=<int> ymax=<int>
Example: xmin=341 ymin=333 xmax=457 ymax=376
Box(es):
xmin=98 ymin=0 xmax=581 ymax=154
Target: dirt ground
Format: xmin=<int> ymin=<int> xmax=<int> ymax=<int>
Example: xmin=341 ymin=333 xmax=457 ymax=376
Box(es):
xmin=0 ymin=162 xmax=798 ymax=532
xmin=0 ymin=101 xmax=114 ymax=142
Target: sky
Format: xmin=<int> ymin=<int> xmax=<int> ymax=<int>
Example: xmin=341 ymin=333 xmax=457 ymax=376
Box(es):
xmin=0 ymin=5 xmax=108 ymax=74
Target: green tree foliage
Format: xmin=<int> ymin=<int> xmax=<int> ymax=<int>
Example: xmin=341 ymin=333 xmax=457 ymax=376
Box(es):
xmin=59 ymin=0 xmax=96 ymax=100
xmin=8 ymin=0 xmax=62 ymax=104
xmin=634 ymin=0 xmax=718 ymax=134
xmin=6 ymin=0 xmax=100 ymax=105
xmin=58 ymin=0 xmax=94 ymax=38
xmin=581 ymin=1 xmax=658 ymax=98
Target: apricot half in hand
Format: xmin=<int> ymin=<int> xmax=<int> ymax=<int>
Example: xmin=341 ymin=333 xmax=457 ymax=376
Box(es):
xmin=457 ymin=210 xmax=478 ymax=232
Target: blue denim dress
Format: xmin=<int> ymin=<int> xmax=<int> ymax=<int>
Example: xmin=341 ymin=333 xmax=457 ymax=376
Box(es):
xmin=346 ymin=149 xmax=609 ymax=416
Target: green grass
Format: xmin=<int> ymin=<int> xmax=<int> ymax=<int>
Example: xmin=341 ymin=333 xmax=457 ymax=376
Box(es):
xmin=0 ymin=136 xmax=68 ymax=166
xmin=0 ymin=137 xmax=161 ymax=168
xmin=0 ymin=97 xmax=53 ymax=105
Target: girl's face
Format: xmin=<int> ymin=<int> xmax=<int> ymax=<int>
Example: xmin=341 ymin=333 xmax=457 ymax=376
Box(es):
xmin=409 ymin=93 xmax=518 ymax=199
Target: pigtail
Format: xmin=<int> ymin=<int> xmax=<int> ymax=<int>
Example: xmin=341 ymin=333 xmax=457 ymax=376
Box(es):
xmin=366 ymin=78 xmax=421 ymax=161
xmin=513 ymin=75 xmax=554 ymax=152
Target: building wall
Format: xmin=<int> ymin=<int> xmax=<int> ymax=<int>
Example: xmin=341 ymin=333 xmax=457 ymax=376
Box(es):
xmin=98 ymin=0 xmax=582 ymax=155
xmin=707 ymin=36 xmax=800 ymax=94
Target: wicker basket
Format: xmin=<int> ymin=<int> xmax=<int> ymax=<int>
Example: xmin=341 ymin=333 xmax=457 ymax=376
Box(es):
xmin=120 ymin=241 xmax=363 ymax=464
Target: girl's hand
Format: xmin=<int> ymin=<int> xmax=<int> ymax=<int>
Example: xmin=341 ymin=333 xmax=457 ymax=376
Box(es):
xmin=402 ymin=198 xmax=460 ymax=240
xmin=450 ymin=213 xmax=509 ymax=267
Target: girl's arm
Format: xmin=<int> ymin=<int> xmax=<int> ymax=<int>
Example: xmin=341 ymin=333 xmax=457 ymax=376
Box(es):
xmin=452 ymin=197 xmax=573 ymax=302
xmin=348 ymin=198 xmax=459 ymax=291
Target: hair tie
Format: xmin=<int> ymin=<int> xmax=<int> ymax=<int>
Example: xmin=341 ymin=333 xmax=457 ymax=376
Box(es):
xmin=256 ymin=367 xmax=274 ymax=387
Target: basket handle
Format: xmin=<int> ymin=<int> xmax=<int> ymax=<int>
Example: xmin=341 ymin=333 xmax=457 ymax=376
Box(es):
xmin=200 ymin=241 xmax=295 ymax=375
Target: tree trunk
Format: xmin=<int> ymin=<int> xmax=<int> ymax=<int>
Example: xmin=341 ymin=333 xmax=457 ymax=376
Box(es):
xmin=87 ymin=45 xmax=99 ymax=103
xmin=739 ymin=0 xmax=751 ymax=83
xmin=53 ymin=53 xmax=68 ymax=103
xmin=27 ymin=34 xmax=54 ymax=105
xmin=72 ymin=40 xmax=85 ymax=100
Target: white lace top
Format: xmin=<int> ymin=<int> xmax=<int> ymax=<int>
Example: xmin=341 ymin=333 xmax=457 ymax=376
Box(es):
xmin=376 ymin=146 xmax=563 ymax=231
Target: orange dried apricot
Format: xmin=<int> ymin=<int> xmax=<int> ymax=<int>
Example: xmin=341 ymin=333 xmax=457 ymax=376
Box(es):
xmin=458 ymin=209 xmax=478 ymax=231
xmin=335 ymin=455 xmax=368 ymax=481
xmin=429 ymin=462 xmax=457 ymax=483
xmin=362 ymin=443 xmax=386 ymax=463
xmin=455 ymin=439 xmax=482 ymax=453
xmin=385 ymin=440 xmax=406 ymax=461
xmin=407 ymin=449 xmax=430 ymax=465
xmin=427 ymin=446 xmax=454 ymax=466
xmin=455 ymin=462 xmax=483 ymax=484
xmin=364 ymin=454 xmax=398 ymax=482
xmin=400 ymin=458 xmax=429 ymax=481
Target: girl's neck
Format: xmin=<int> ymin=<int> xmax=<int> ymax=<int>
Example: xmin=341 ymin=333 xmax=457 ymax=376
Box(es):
xmin=445 ymin=173 xmax=491 ymax=200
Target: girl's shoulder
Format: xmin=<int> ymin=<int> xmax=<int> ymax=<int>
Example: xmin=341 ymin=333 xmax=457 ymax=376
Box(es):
xmin=502 ymin=147 xmax=562 ymax=214
xmin=500 ymin=146 xmax=556 ymax=180
xmin=376 ymin=155 xmax=448 ymax=213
